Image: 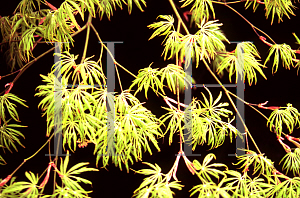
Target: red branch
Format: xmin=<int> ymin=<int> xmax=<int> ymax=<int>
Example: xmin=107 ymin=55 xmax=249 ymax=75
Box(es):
xmin=50 ymin=162 xmax=63 ymax=177
xmin=183 ymin=11 xmax=192 ymax=22
xmin=286 ymin=135 xmax=300 ymax=148
xmin=0 ymin=175 xmax=12 ymax=187
xmin=23 ymin=187 xmax=32 ymax=195
xmin=166 ymin=153 xmax=181 ymax=182
xmin=259 ymin=36 xmax=272 ymax=47
xmin=45 ymin=1 xmax=58 ymax=11
xmin=4 ymin=83 xmax=14 ymax=94
xmin=39 ymin=16 xmax=47 ymax=25
xmin=182 ymin=153 xmax=196 ymax=175
xmin=31 ymin=37 xmax=43 ymax=51
xmin=277 ymin=136 xmax=291 ymax=153
xmin=257 ymin=101 xmax=280 ymax=110
xmin=39 ymin=163 xmax=52 ymax=188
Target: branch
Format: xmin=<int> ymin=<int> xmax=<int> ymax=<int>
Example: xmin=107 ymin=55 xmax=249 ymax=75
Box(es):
xmin=44 ymin=1 xmax=58 ymax=11
xmin=168 ymin=0 xmax=190 ymax=34
xmin=81 ymin=14 xmax=92 ymax=64
xmin=212 ymin=2 xmax=277 ymax=46
xmin=0 ymin=24 xmax=87 ymax=95
xmin=90 ymin=23 xmax=137 ymax=78
xmin=1 ymin=132 xmax=55 ymax=187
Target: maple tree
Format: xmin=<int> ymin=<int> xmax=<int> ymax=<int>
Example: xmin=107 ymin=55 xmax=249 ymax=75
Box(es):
xmin=0 ymin=0 xmax=300 ymax=197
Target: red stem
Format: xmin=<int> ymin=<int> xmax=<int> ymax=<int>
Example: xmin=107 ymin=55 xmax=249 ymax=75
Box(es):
xmin=23 ymin=187 xmax=32 ymax=195
xmin=4 ymin=83 xmax=14 ymax=94
xmin=31 ymin=37 xmax=43 ymax=51
xmin=259 ymin=36 xmax=272 ymax=47
xmin=257 ymin=101 xmax=280 ymax=110
xmin=183 ymin=11 xmax=191 ymax=22
xmin=39 ymin=163 xmax=52 ymax=188
xmin=45 ymin=1 xmax=58 ymax=11
xmin=278 ymin=136 xmax=291 ymax=153
xmin=286 ymin=135 xmax=300 ymax=148
xmin=51 ymin=162 xmax=63 ymax=177
xmin=0 ymin=175 xmax=12 ymax=187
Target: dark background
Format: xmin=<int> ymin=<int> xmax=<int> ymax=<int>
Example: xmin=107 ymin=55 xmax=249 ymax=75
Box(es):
xmin=1 ymin=0 xmax=300 ymax=197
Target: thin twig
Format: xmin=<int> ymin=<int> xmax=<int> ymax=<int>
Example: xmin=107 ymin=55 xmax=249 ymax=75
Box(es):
xmin=168 ymin=0 xmax=190 ymax=35
xmin=218 ymin=2 xmax=276 ymax=45
xmin=81 ymin=14 xmax=92 ymax=64
xmin=9 ymin=132 xmax=55 ymax=178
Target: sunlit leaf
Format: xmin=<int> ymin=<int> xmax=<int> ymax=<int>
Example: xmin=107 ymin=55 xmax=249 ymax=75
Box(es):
xmin=217 ymin=42 xmax=267 ymax=86
xmin=264 ymin=43 xmax=296 ymax=74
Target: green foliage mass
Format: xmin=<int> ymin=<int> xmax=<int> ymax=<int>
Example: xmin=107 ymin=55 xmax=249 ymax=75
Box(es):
xmin=0 ymin=0 xmax=300 ymax=197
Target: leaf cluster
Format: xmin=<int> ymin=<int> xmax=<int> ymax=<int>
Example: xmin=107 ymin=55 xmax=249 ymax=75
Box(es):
xmin=0 ymin=93 xmax=27 ymax=164
xmin=244 ymin=0 xmax=297 ymax=24
xmin=148 ymin=16 xmax=228 ymax=68
xmin=134 ymin=154 xmax=277 ymax=197
xmin=0 ymin=0 xmax=146 ymax=71
xmin=129 ymin=63 xmax=194 ymax=98
xmin=267 ymin=103 xmax=300 ymax=136
xmin=279 ymin=148 xmax=300 ymax=176
xmin=36 ymin=52 xmax=163 ymax=173
xmin=160 ymin=87 xmax=241 ymax=149
xmin=235 ymin=149 xmax=275 ymax=177
xmin=1 ymin=151 xmax=98 ymax=197
xmin=264 ymin=0 xmax=297 ymax=24
xmin=216 ymin=42 xmax=267 ymax=86
xmin=94 ymin=91 xmax=164 ymax=172
xmin=265 ymin=43 xmax=296 ymax=74
xmin=132 ymin=162 xmax=184 ymax=198
xmin=180 ymin=0 xmax=215 ymax=25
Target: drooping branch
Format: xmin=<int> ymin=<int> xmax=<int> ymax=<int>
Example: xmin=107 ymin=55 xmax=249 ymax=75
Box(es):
xmin=0 ymin=24 xmax=87 ymax=95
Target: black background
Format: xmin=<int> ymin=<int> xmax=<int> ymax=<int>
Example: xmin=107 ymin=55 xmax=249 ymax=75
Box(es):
xmin=1 ymin=0 xmax=300 ymax=197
